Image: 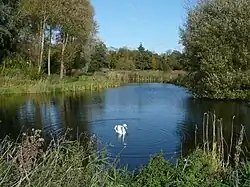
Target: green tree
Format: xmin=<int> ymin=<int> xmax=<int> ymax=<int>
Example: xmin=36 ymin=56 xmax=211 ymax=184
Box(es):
xmin=151 ymin=54 xmax=157 ymax=70
xmin=168 ymin=50 xmax=183 ymax=70
xmin=115 ymin=57 xmax=135 ymax=70
xmin=107 ymin=49 xmax=118 ymax=69
xmin=181 ymin=0 xmax=250 ymax=99
xmin=19 ymin=0 xmax=57 ymax=73
xmin=88 ymin=42 xmax=108 ymax=72
xmin=57 ymin=0 xmax=95 ymax=78
xmin=135 ymin=43 xmax=151 ymax=70
xmin=0 ymin=0 xmax=20 ymax=62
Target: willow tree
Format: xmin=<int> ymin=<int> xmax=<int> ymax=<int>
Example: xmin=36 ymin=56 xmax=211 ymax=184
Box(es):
xmin=181 ymin=0 xmax=250 ymax=99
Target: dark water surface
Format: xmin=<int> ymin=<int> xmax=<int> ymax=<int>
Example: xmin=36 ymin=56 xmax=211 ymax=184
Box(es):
xmin=1 ymin=83 xmax=250 ymax=170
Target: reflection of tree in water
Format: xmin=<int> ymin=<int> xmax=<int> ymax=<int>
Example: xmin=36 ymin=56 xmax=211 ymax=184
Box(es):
xmin=60 ymin=94 xmax=95 ymax=140
xmin=34 ymin=94 xmax=96 ymax=142
xmin=176 ymin=98 xmax=250 ymax=158
xmin=0 ymin=106 xmax=22 ymax=140
xmin=0 ymin=96 xmax=30 ymax=139
xmin=0 ymin=93 xmax=100 ymax=144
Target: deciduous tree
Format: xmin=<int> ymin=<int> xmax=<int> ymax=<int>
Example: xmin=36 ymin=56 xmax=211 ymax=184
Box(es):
xmin=181 ymin=0 xmax=250 ymax=99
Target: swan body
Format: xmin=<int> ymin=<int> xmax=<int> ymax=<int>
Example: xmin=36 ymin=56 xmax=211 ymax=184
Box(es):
xmin=114 ymin=124 xmax=127 ymax=135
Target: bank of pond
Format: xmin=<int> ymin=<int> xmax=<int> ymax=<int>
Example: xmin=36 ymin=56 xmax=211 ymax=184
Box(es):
xmin=0 ymin=129 xmax=250 ymax=187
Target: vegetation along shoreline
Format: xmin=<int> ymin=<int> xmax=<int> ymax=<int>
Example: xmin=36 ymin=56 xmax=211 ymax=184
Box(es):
xmin=1 ymin=0 xmax=250 ymax=186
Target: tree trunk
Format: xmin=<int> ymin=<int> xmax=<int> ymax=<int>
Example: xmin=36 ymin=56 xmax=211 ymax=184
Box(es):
xmin=60 ymin=33 xmax=69 ymax=79
xmin=48 ymin=47 xmax=51 ymax=76
xmin=37 ymin=23 xmax=42 ymax=68
xmin=48 ymin=26 xmax=52 ymax=76
xmin=38 ymin=16 xmax=46 ymax=74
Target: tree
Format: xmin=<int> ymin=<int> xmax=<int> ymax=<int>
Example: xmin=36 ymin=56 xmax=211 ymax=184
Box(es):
xmin=135 ymin=43 xmax=152 ymax=70
xmin=180 ymin=0 xmax=250 ymax=99
xmin=19 ymin=0 xmax=57 ymax=73
xmin=18 ymin=0 xmax=96 ymax=78
xmin=107 ymin=49 xmax=118 ymax=69
xmin=56 ymin=0 xmax=95 ymax=78
xmin=0 ymin=27 xmax=11 ymax=36
xmin=88 ymin=42 xmax=108 ymax=72
xmin=151 ymin=54 xmax=157 ymax=70
xmin=168 ymin=50 xmax=183 ymax=70
xmin=0 ymin=0 xmax=20 ymax=62
xmin=137 ymin=43 xmax=145 ymax=52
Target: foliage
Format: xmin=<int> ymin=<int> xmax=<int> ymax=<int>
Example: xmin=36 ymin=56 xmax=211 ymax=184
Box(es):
xmin=0 ymin=0 xmax=185 ymax=81
xmin=167 ymin=50 xmax=183 ymax=70
xmin=2 ymin=130 xmax=250 ymax=187
xmin=151 ymin=54 xmax=157 ymax=70
xmin=134 ymin=152 xmax=177 ymax=186
xmin=0 ymin=53 xmax=43 ymax=80
xmin=133 ymin=150 xmax=227 ymax=187
xmin=0 ymin=0 xmax=21 ymax=61
xmin=181 ymin=0 xmax=250 ymax=99
xmin=0 ymin=0 xmax=96 ymax=78
xmin=115 ymin=57 xmax=136 ymax=70
xmin=89 ymin=42 xmax=109 ymax=72
xmin=0 ymin=0 xmax=187 ymax=86
xmin=107 ymin=44 xmax=184 ymax=72
xmin=175 ymin=150 xmax=224 ymax=186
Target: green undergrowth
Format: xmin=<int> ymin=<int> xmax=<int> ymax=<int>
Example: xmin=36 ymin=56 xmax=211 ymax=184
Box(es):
xmin=0 ymin=127 xmax=250 ymax=187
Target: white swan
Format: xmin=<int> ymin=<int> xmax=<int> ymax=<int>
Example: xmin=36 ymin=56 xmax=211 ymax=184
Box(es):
xmin=114 ymin=124 xmax=127 ymax=135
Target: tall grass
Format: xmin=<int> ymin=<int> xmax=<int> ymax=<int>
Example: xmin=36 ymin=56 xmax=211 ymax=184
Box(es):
xmin=0 ymin=130 xmax=131 ymax=187
xmin=1 ymin=112 xmax=250 ymax=186
xmin=0 ymin=70 xmax=187 ymax=94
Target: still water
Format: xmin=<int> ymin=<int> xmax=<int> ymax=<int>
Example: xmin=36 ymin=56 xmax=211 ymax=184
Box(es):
xmin=0 ymin=83 xmax=250 ymax=170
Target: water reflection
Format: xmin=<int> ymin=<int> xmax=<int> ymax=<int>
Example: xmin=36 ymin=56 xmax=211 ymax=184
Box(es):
xmin=116 ymin=134 xmax=127 ymax=147
xmin=176 ymin=98 xmax=250 ymax=158
xmin=0 ymin=94 xmax=94 ymax=141
xmin=0 ymin=84 xmax=250 ymax=170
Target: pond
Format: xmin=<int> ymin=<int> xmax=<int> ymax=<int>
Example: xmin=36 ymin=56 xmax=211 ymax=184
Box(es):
xmin=0 ymin=83 xmax=250 ymax=170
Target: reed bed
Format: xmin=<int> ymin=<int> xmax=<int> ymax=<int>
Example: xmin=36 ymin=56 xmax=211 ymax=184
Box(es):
xmin=0 ymin=70 xmax=186 ymax=94
xmin=1 ymin=112 xmax=249 ymax=186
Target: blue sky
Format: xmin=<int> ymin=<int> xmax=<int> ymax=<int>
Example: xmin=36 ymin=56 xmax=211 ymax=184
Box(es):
xmin=91 ymin=0 xmax=196 ymax=53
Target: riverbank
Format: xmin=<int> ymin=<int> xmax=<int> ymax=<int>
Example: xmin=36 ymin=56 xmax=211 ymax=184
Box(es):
xmin=0 ymin=126 xmax=248 ymax=187
xmin=0 ymin=70 xmax=187 ymax=94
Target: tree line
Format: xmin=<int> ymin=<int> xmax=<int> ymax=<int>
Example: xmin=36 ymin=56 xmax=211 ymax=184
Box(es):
xmin=87 ymin=43 xmax=186 ymax=73
xmin=0 ymin=0 xmax=186 ymax=80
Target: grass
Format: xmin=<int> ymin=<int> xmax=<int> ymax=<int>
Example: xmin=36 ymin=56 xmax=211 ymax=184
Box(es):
xmin=1 ymin=113 xmax=250 ymax=186
xmin=0 ymin=70 xmax=187 ymax=94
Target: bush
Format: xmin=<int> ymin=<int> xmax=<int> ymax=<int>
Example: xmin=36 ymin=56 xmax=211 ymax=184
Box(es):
xmin=134 ymin=152 xmax=177 ymax=186
xmin=133 ymin=150 xmax=225 ymax=187
xmin=0 ymin=53 xmax=44 ymax=80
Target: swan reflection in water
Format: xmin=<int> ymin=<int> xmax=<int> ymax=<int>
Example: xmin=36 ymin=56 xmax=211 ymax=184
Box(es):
xmin=117 ymin=133 xmax=127 ymax=146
